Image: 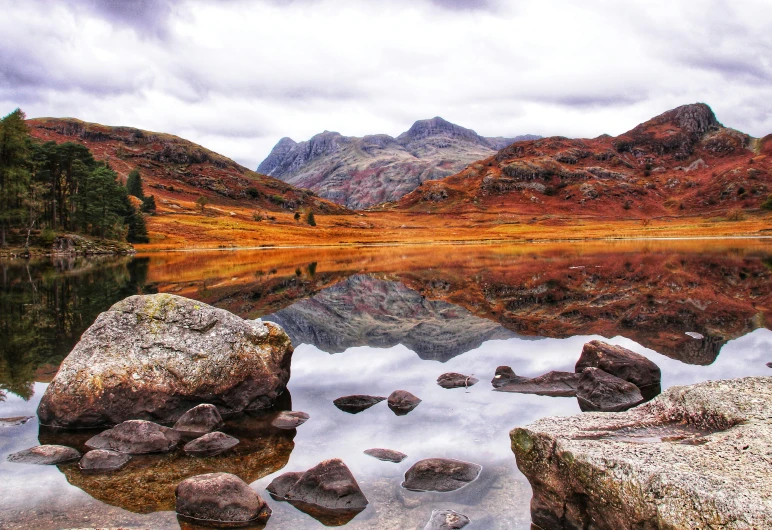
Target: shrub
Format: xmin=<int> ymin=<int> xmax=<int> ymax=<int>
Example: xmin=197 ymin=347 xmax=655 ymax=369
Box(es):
xmin=761 ymin=195 xmax=772 ymax=211
xmin=245 ymin=187 xmax=260 ymax=199
xmin=305 ymin=210 xmax=316 ymax=226
xmin=195 ymin=196 xmax=210 ymax=212
xmin=40 ymin=228 xmax=57 ymax=246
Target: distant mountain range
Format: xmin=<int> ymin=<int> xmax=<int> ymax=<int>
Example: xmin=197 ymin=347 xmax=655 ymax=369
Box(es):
xmin=258 ymin=117 xmax=540 ymax=209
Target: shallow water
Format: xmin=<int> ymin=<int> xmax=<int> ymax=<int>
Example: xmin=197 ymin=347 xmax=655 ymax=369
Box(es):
xmin=1 ymin=241 xmax=771 ymax=529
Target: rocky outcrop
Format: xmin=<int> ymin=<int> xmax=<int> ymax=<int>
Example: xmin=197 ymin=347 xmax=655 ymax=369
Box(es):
xmin=402 ymin=458 xmax=482 ymax=492
xmin=175 ymin=472 xmax=272 ymax=527
xmin=37 ymin=293 xmax=293 ymax=428
xmin=511 ymin=376 xmax=772 ymax=530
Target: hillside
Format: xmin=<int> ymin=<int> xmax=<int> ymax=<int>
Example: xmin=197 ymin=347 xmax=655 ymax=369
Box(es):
xmin=393 ymin=104 xmax=772 ymax=217
xmin=27 ymin=118 xmax=348 ymax=216
xmin=258 ymin=117 xmax=538 ymax=209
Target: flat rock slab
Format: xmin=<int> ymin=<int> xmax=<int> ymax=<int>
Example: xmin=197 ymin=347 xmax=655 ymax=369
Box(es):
xmin=511 ymin=376 xmax=772 ymax=530
xmin=176 ymin=472 xmax=271 ymax=526
xmin=270 ymin=411 xmax=309 ymax=429
xmin=37 ymin=293 xmax=293 ymax=428
xmin=183 ymin=431 xmax=239 ymax=457
xmin=266 ymin=471 xmax=304 ymax=500
xmin=424 ymin=509 xmax=471 ymax=530
xmin=0 ymin=416 xmax=33 ymax=427
xmin=7 ymin=444 xmax=81 ymax=465
xmin=364 ymin=448 xmax=407 ymax=463
xmin=85 ymin=420 xmax=181 ymax=454
xmin=437 ymin=373 xmax=479 ymax=389
xmin=576 ymin=340 xmax=661 ymax=391
xmin=173 ymin=404 xmax=223 ymax=435
xmin=333 ymin=395 xmax=386 ymax=414
xmin=387 ymin=390 xmax=421 ymax=415
xmin=79 ymin=449 xmax=132 ymax=472
xmin=402 ymin=458 xmax=482 ymax=492
xmin=576 ymin=367 xmax=644 ymax=412
xmin=494 ymin=370 xmax=580 ymax=397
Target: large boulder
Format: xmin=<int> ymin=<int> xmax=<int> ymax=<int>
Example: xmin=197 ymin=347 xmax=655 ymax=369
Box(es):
xmin=511 ymin=376 xmax=772 ymax=530
xmin=175 ymin=472 xmax=271 ymax=527
xmin=576 ymin=340 xmax=661 ymax=394
xmin=37 ymin=294 xmax=293 ymax=428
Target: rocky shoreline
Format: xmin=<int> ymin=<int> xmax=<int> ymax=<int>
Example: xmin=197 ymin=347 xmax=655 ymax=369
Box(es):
xmin=0 ymin=234 xmax=135 ymax=258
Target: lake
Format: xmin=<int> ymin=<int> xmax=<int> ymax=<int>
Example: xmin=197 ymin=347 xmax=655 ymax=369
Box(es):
xmin=1 ymin=240 xmax=771 ymax=529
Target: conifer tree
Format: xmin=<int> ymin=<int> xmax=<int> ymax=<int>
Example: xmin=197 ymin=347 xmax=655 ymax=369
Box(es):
xmin=126 ymin=169 xmax=145 ymax=199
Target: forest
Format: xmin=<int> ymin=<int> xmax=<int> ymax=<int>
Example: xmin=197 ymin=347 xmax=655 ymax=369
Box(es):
xmin=0 ymin=108 xmax=150 ymax=247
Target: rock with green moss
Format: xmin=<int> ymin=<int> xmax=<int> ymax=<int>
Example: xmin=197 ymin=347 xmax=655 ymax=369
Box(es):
xmin=37 ymin=294 xmax=293 ymax=428
xmin=511 ymin=376 xmax=772 ymax=529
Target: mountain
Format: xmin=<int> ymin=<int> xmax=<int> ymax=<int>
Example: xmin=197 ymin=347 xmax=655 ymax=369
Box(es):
xmin=257 ymin=117 xmax=539 ymax=209
xmin=27 ymin=118 xmax=348 ymax=214
xmin=394 ymin=103 xmax=772 ymax=216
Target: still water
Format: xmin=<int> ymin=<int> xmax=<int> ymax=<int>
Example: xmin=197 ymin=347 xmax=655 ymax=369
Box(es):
xmin=1 ymin=241 xmax=771 ymax=529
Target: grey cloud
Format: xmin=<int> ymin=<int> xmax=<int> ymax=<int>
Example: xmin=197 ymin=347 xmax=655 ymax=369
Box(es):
xmin=427 ymin=0 xmax=499 ymax=11
xmin=57 ymin=0 xmax=178 ymax=39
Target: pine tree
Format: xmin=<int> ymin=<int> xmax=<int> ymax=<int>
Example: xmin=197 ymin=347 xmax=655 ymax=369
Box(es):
xmin=305 ymin=210 xmax=316 ymax=226
xmin=126 ymin=169 xmax=145 ymax=199
xmin=141 ymin=195 xmax=156 ymax=213
xmin=0 ymin=109 xmax=31 ymax=246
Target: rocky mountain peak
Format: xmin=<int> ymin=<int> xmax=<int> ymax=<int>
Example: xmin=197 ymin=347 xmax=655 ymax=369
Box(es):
xmin=257 ymin=137 xmax=297 ymax=175
xmin=397 ymin=116 xmax=487 ymax=145
xmin=634 ymin=103 xmax=723 ymax=136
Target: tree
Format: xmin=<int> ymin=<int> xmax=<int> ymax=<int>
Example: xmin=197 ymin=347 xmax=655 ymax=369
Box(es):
xmin=141 ymin=195 xmax=156 ymax=213
xmin=75 ymin=166 xmax=126 ymax=239
xmin=0 ymin=109 xmax=31 ymax=246
xmin=126 ymin=169 xmax=144 ymax=199
xmin=305 ymin=210 xmax=316 ymax=226
xmin=195 ymin=195 xmax=210 ymax=212
xmin=294 ymin=211 xmax=300 ymax=222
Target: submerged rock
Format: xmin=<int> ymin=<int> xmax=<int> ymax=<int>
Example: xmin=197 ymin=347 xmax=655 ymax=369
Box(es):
xmin=437 ymin=373 xmax=479 ymax=389
xmin=270 ymin=411 xmax=309 ymax=429
xmin=364 ymin=448 xmax=407 ymax=463
xmin=511 ymin=376 xmax=772 ymax=529
xmin=424 ymin=509 xmax=471 ymax=530
xmin=387 ymin=390 xmax=422 ymax=415
xmin=266 ymin=471 xmax=304 ymax=500
xmin=173 ymin=404 xmax=224 ymax=436
xmin=37 ymin=293 xmax=293 ymax=428
xmin=491 ymin=366 xmax=529 ymax=388
xmin=332 ymin=395 xmax=386 ymax=414
xmin=402 ymin=458 xmax=482 ymax=492
xmin=183 ymin=431 xmax=240 ymax=457
xmin=79 ymin=449 xmax=132 ymax=473
xmin=175 ymin=472 xmax=271 ymax=527
xmin=576 ymin=367 xmax=644 ymax=412
xmin=494 ymin=370 xmax=581 ymax=397
xmin=85 ymin=420 xmax=181 ymax=454
xmin=576 ymin=340 xmax=661 ymax=392
xmin=7 ymin=444 xmax=81 ymax=465
xmin=0 ymin=416 xmax=33 ymax=427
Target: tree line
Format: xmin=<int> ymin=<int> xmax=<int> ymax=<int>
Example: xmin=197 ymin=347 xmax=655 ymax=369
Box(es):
xmin=0 ymin=108 xmax=152 ymax=247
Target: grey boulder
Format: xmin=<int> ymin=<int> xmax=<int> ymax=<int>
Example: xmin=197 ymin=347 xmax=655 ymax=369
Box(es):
xmin=79 ymin=449 xmax=132 ymax=472
xmin=402 ymin=458 xmax=482 ymax=492
xmin=7 ymin=444 xmax=81 ymax=465
xmin=37 ymin=294 xmax=293 ymax=428
xmin=85 ymin=420 xmax=181 ymax=454
xmin=175 ymin=472 xmax=271 ymax=526
xmin=183 ymin=431 xmax=240 ymax=457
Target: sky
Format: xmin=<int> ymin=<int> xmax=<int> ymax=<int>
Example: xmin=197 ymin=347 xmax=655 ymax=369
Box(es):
xmin=1 ymin=0 xmax=771 ymax=170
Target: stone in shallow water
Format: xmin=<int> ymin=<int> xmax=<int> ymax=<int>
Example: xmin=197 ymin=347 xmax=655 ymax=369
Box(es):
xmin=364 ymin=448 xmax=407 ymax=463
xmin=0 ymin=416 xmax=33 ymax=427
xmin=79 ymin=449 xmax=132 ymax=472
xmin=424 ymin=509 xmax=471 ymax=530
xmin=387 ymin=390 xmax=422 ymax=415
xmin=266 ymin=471 xmax=304 ymax=500
xmin=173 ymin=404 xmax=224 ymax=435
xmin=402 ymin=458 xmax=482 ymax=492
xmin=576 ymin=367 xmax=644 ymax=412
xmin=491 ymin=366 xmax=529 ymax=388
xmin=270 ymin=411 xmax=309 ymax=429
xmin=7 ymin=444 xmax=81 ymax=465
xmin=767 ymin=362 xmax=772 ymax=368
xmin=436 ymin=373 xmax=479 ymax=389
xmin=576 ymin=340 xmax=661 ymax=391
xmin=183 ymin=431 xmax=240 ymax=457
xmin=332 ymin=395 xmax=386 ymax=414
xmin=85 ymin=420 xmax=181 ymax=454
xmin=494 ymin=370 xmax=581 ymax=397
xmin=175 ymin=472 xmax=271 ymax=527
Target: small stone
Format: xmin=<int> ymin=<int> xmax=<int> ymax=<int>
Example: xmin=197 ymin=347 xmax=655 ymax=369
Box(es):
xmin=576 ymin=367 xmax=644 ymax=412
xmin=766 ymin=362 xmax=772 ymax=369
xmin=85 ymin=420 xmax=181 ymax=454
xmin=173 ymin=404 xmax=223 ymax=435
xmin=7 ymin=444 xmax=81 ymax=465
xmin=364 ymin=448 xmax=407 ymax=463
xmin=437 ymin=373 xmax=479 ymax=389
xmin=0 ymin=416 xmax=33 ymax=427
xmin=402 ymin=458 xmax=482 ymax=492
xmin=285 ymin=459 xmax=368 ymax=511
xmin=388 ymin=390 xmax=421 ymax=415
xmin=183 ymin=431 xmax=239 ymax=457
xmin=333 ymin=395 xmax=386 ymax=414
xmin=175 ymin=472 xmax=271 ymax=526
xmin=424 ymin=509 xmax=471 ymax=529
xmin=271 ymin=411 xmax=309 ymax=429
xmin=266 ymin=471 xmax=304 ymax=500
xmin=79 ymin=449 xmax=132 ymax=472
xmin=491 ymin=366 xmax=529 ymax=388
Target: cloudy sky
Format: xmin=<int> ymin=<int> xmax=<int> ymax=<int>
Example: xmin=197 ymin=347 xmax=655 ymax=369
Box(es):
xmin=2 ymin=0 xmax=771 ymax=169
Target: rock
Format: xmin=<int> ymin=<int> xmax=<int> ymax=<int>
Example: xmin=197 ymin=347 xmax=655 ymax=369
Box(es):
xmin=7 ymin=444 xmax=81 ymax=465
xmin=79 ymin=449 xmax=132 ymax=472
xmin=387 ymin=390 xmax=422 ymax=415
xmin=0 ymin=416 xmax=33 ymax=427
xmin=173 ymin=404 xmax=224 ymax=436
xmin=175 ymin=472 xmax=271 ymax=527
xmin=364 ymin=448 xmax=407 ymax=463
xmin=511 ymin=376 xmax=772 ymax=530
xmin=37 ymin=293 xmax=293 ymax=428
xmin=491 ymin=366 xmax=530 ymax=388
xmin=402 ymin=458 xmax=482 ymax=492
xmin=576 ymin=367 xmax=644 ymax=412
xmin=576 ymin=340 xmax=661 ymax=392
xmin=85 ymin=420 xmax=181 ymax=454
xmin=266 ymin=471 xmax=304 ymax=500
xmin=767 ymin=362 xmax=772 ymax=368
xmin=283 ymin=459 xmax=368 ymax=523
xmin=423 ymin=509 xmax=471 ymax=530
xmin=494 ymin=370 xmax=581 ymax=397
xmin=270 ymin=411 xmax=309 ymax=429
xmin=332 ymin=395 xmax=386 ymax=414
xmin=183 ymin=432 xmax=239 ymax=457
xmin=436 ymin=373 xmax=479 ymax=389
